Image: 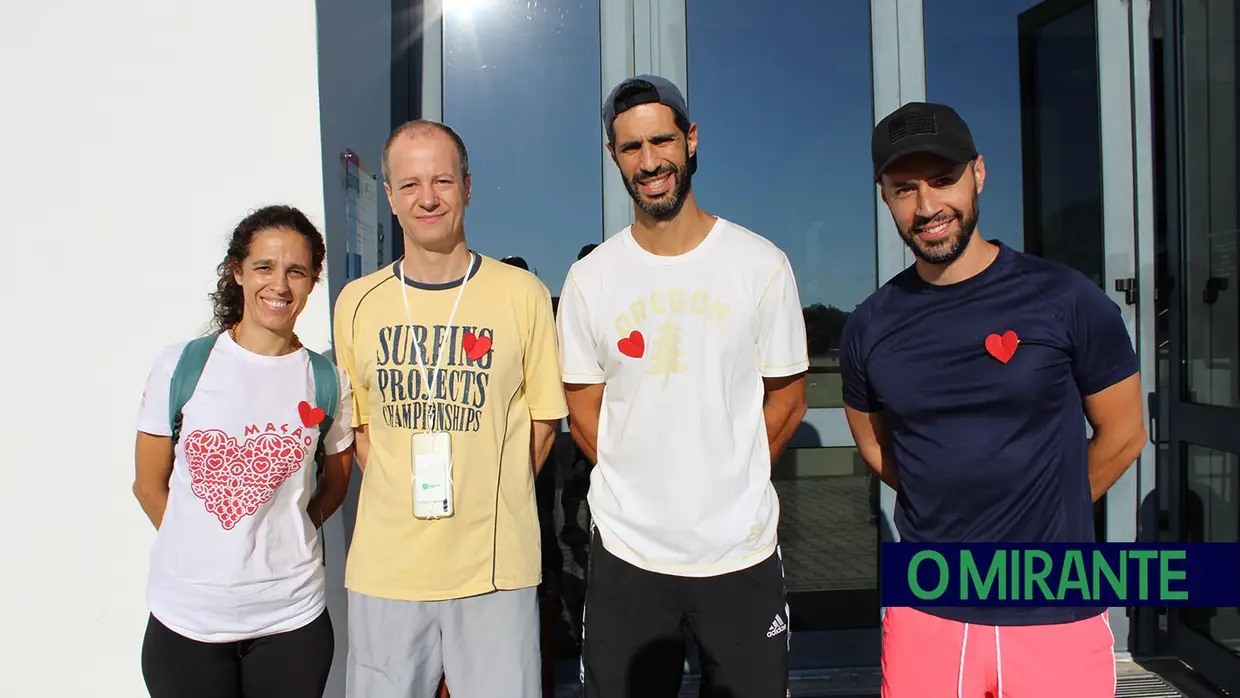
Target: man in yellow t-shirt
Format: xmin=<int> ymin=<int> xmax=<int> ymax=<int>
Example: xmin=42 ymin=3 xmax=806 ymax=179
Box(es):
xmin=332 ymin=120 xmax=568 ymax=698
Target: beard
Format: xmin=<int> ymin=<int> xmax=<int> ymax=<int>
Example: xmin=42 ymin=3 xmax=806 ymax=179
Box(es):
xmin=623 ymin=149 xmax=693 ymax=220
xmin=898 ymin=191 xmax=979 ymax=265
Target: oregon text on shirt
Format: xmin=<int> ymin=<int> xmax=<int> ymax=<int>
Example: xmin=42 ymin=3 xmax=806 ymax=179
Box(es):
xmin=556 ymin=218 xmax=809 ymax=576
xmin=840 ymin=241 xmax=1139 ymax=626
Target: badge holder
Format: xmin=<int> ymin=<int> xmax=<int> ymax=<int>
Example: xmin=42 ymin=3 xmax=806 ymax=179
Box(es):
xmin=412 ymin=431 xmax=454 ymax=519
xmin=400 ymin=252 xmax=474 ymax=522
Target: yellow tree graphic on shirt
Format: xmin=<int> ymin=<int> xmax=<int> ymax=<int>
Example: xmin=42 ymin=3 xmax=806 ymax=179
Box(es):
xmin=646 ymin=320 xmax=688 ymax=387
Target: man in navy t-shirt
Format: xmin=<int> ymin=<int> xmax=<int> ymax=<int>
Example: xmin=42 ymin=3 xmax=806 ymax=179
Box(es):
xmin=842 ymin=102 xmax=1146 ymax=698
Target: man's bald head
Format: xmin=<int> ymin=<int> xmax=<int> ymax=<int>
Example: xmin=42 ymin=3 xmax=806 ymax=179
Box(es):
xmin=381 ymin=120 xmax=470 ymax=182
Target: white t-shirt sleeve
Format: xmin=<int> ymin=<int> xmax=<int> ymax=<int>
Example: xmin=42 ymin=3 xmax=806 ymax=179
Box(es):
xmin=757 ymin=255 xmax=810 ymax=378
xmin=323 ymin=365 xmax=356 ymax=455
xmin=556 ymin=270 xmax=605 ymax=384
xmin=136 ymin=345 xmax=179 ymax=437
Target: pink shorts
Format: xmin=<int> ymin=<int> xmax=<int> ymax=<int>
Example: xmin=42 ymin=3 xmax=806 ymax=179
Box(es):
xmin=881 ymin=606 xmax=1116 ymax=698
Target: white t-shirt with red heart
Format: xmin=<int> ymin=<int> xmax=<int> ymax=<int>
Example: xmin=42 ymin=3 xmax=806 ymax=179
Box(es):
xmin=135 ymin=331 xmax=354 ymax=642
xmin=556 ymin=217 xmax=809 ymax=577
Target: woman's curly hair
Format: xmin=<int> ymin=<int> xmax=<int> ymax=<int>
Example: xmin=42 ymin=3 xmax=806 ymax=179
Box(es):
xmin=209 ymin=205 xmax=326 ymax=333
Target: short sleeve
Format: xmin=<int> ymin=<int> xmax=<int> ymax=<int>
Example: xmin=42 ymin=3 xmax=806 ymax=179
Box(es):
xmin=135 ymin=345 xmax=179 ymax=436
xmin=1068 ymin=277 xmax=1140 ymax=397
xmin=332 ymin=291 xmax=369 ymax=428
xmin=524 ymin=281 xmax=570 ymax=421
xmin=323 ymin=365 xmax=356 ymax=455
xmin=757 ymin=256 xmax=810 ymax=378
xmin=840 ymin=306 xmax=880 ymax=412
xmin=556 ymin=270 xmax=605 ymax=384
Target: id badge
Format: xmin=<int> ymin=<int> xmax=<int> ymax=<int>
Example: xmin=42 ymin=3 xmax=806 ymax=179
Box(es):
xmin=412 ymin=431 xmax=454 ymax=519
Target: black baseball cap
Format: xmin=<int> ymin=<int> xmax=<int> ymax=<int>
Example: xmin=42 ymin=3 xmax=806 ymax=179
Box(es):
xmin=871 ymin=102 xmax=978 ymax=182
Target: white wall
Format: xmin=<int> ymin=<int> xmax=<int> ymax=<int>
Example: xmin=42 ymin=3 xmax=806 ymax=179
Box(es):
xmin=0 ymin=2 xmax=331 ymax=695
xmin=313 ymin=0 xmax=393 ymax=695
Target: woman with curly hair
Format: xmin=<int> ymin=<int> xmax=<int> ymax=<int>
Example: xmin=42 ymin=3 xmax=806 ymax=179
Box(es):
xmin=132 ymin=205 xmax=354 ymax=698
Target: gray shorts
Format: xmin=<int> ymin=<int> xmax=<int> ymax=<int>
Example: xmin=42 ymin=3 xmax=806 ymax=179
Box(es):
xmin=345 ymin=587 xmax=540 ymax=698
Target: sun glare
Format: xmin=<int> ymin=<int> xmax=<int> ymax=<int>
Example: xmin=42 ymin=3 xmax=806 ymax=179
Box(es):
xmin=445 ymin=0 xmax=489 ymax=20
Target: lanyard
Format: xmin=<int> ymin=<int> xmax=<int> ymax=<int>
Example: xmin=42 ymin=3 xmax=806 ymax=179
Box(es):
xmin=398 ymin=251 xmax=476 ymax=432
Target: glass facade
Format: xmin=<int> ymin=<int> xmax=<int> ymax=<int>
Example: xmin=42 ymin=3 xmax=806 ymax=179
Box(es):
xmin=925 ymin=0 xmax=1104 ymax=282
xmin=1182 ymin=444 xmax=1240 ymax=656
xmin=684 ymin=0 xmax=882 ymax=656
xmin=389 ymin=0 xmax=1240 ymax=691
xmin=1177 ymin=1 xmax=1240 ymax=648
xmin=923 ymin=0 xmax=1034 ymax=255
xmin=1162 ymin=1 xmax=1240 ymax=690
xmin=1178 ymin=0 xmax=1240 ymax=410
xmin=441 ymin=0 xmax=604 ymax=296
xmin=686 ymin=0 xmax=875 ymax=411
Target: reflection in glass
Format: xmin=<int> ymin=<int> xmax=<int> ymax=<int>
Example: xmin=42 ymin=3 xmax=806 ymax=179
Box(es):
xmin=686 ymin=0 xmax=875 ymax=410
xmin=1182 ymin=445 xmax=1240 ymax=655
xmin=926 ymin=0 xmax=1103 ymax=286
xmin=924 ymin=0 xmax=1040 ymax=254
xmin=1153 ymin=0 xmax=1171 ymax=413
xmin=772 ymin=447 xmax=878 ymax=599
xmin=442 ymin=1 xmax=603 ymax=668
xmin=442 ymin=0 xmax=603 ymax=299
xmin=1019 ymin=0 xmax=1103 ymax=286
xmin=1180 ymin=0 xmax=1240 ymax=407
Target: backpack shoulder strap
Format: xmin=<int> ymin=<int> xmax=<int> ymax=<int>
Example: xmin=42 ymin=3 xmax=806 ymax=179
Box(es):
xmin=306 ymin=348 xmax=340 ymax=487
xmin=305 ymin=349 xmax=339 ymax=438
xmin=305 ymin=348 xmax=340 ymax=566
xmin=169 ymin=333 xmax=222 ymax=446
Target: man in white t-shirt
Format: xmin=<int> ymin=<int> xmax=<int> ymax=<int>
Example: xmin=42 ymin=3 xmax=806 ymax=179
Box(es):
xmin=556 ymin=74 xmax=809 ymax=698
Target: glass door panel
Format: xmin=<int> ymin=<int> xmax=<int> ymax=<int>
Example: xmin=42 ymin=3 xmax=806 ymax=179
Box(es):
xmin=683 ymin=0 xmax=882 ymax=671
xmin=1163 ymin=0 xmax=1240 ymax=692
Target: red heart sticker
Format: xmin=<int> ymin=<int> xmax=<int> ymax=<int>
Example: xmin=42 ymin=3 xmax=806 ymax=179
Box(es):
xmin=985 ymin=330 xmax=1020 ymax=364
xmin=462 ymin=332 xmax=492 ymax=361
xmin=298 ymin=400 xmax=326 ymax=427
xmin=617 ymin=330 xmax=645 ymax=358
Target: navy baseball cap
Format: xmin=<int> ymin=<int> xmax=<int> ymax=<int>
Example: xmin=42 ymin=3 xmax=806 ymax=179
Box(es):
xmin=602 ymin=74 xmax=691 ymax=141
xmin=871 ymin=102 xmax=978 ymax=181
xmin=602 ymin=74 xmax=696 ymax=173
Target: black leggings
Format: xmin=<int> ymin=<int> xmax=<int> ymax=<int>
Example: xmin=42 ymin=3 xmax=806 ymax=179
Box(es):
xmin=141 ymin=610 xmax=334 ymax=698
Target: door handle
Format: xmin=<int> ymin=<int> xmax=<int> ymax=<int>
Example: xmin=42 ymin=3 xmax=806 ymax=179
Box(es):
xmin=1115 ymin=278 xmax=1138 ymax=305
xmin=1204 ymin=276 xmax=1229 ymax=305
xmin=1147 ymin=391 xmax=1166 ymax=446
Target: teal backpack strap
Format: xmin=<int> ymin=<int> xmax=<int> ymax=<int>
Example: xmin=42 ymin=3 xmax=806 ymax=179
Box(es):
xmin=305 ymin=349 xmax=339 ymax=567
xmin=306 ymin=349 xmax=339 ymax=470
xmin=168 ymin=333 xmax=222 ymax=447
